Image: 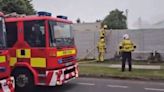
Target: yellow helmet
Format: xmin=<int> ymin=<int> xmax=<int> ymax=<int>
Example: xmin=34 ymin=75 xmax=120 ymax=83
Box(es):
xmin=103 ymin=25 xmax=107 ymax=29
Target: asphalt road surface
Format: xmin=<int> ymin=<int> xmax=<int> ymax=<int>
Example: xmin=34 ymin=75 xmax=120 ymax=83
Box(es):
xmin=31 ymin=77 xmax=164 ymax=92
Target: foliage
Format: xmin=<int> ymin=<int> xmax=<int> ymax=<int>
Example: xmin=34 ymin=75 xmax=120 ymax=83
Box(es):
xmin=0 ymin=0 xmax=35 ymax=15
xmin=102 ymin=9 xmax=127 ymax=29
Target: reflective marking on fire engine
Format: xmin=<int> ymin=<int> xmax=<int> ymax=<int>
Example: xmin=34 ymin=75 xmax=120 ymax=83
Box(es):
xmin=57 ymin=49 xmax=76 ymax=57
xmin=72 ymin=72 xmax=75 ymax=76
xmin=60 ymin=70 xmax=64 ymax=81
xmin=65 ymin=74 xmax=69 ymax=79
xmin=16 ymin=49 xmax=31 ymax=58
xmin=9 ymin=57 xmax=17 ymax=66
xmin=31 ymin=58 xmax=46 ymax=68
xmin=0 ymin=78 xmax=10 ymax=92
xmin=49 ymin=71 xmax=57 ymax=86
xmin=0 ymin=56 xmax=5 ymax=63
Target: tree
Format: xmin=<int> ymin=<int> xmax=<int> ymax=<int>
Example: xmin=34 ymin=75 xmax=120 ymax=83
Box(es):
xmin=0 ymin=0 xmax=35 ymax=15
xmin=102 ymin=9 xmax=127 ymax=29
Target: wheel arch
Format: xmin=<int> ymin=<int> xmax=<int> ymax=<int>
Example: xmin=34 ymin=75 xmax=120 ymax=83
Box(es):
xmin=11 ymin=62 xmax=38 ymax=85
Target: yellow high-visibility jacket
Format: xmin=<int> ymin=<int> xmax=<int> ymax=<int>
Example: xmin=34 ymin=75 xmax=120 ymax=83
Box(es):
xmin=97 ymin=41 xmax=106 ymax=53
xmin=99 ymin=28 xmax=106 ymax=38
xmin=119 ymin=39 xmax=136 ymax=52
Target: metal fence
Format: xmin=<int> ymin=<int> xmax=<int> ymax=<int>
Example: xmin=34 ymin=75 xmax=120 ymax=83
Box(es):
xmin=74 ymin=28 xmax=164 ymax=61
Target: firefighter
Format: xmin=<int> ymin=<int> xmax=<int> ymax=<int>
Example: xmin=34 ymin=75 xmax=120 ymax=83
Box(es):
xmin=99 ymin=25 xmax=107 ymax=38
xmin=119 ymin=34 xmax=136 ymax=72
xmin=97 ymin=37 xmax=106 ymax=62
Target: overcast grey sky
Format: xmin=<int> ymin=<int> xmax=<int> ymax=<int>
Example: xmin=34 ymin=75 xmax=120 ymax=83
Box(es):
xmin=32 ymin=0 xmax=164 ymax=29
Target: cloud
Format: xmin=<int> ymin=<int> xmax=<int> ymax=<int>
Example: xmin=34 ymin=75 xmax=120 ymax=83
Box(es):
xmin=32 ymin=0 xmax=164 ymax=29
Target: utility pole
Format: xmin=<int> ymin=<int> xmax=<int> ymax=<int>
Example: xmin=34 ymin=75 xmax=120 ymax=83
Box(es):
xmin=125 ymin=9 xmax=129 ymax=29
xmin=138 ymin=17 xmax=142 ymax=29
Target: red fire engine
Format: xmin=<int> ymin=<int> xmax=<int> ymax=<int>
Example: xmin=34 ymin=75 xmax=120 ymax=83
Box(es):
xmin=0 ymin=12 xmax=15 ymax=92
xmin=5 ymin=12 xmax=78 ymax=91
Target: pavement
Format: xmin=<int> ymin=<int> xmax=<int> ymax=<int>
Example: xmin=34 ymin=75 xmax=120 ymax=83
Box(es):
xmin=32 ymin=77 xmax=164 ymax=92
xmin=79 ymin=61 xmax=162 ymax=69
xmin=79 ymin=63 xmax=161 ymax=69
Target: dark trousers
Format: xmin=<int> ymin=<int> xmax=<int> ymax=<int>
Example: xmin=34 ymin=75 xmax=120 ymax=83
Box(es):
xmin=121 ymin=52 xmax=132 ymax=72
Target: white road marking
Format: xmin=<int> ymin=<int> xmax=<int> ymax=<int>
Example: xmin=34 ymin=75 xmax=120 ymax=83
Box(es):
xmin=78 ymin=82 xmax=95 ymax=86
xmin=145 ymin=88 xmax=164 ymax=91
xmin=107 ymin=85 xmax=128 ymax=88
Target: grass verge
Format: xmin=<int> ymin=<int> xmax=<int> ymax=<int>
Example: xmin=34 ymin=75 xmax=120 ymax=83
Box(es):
xmin=79 ymin=60 xmax=164 ymax=65
xmin=79 ymin=65 xmax=164 ymax=81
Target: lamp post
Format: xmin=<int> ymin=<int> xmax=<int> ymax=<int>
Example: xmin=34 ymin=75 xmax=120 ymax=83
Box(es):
xmin=125 ymin=9 xmax=129 ymax=29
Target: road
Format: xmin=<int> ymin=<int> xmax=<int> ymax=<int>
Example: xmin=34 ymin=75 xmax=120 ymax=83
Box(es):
xmin=32 ymin=77 xmax=164 ymax=92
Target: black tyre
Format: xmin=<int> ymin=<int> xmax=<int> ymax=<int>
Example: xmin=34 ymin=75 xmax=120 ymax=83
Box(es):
xmin=12 ymin=68 xmax=35 ymax=92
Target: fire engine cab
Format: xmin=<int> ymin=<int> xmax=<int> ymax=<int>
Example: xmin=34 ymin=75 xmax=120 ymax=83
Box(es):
xmin=0 ymin=12 xmax=14 ymax=92
xmin=5 ymin=12 xmax=78 ymax=91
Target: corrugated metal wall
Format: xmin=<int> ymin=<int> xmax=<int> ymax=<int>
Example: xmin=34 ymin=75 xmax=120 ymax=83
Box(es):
xmin=74 ymin=29 xmax=164 ymax=60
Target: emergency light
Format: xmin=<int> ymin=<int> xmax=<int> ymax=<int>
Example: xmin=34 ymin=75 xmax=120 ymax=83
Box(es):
xmin=37 ymin=11 xmax=52 ymax=16
xmin=57 ymin=15 xmax=68 ymax=19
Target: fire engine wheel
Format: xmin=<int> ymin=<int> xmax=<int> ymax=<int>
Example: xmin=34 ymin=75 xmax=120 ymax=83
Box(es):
xmin=12 ymin=68 xmax=35 ymax=92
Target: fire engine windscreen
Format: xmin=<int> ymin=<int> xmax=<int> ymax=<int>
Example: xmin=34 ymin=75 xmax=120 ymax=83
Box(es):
xmin=49 ymin=21 xmax=74 ymax=47
xmin=0 ymin=17 xmax=6 ymax=48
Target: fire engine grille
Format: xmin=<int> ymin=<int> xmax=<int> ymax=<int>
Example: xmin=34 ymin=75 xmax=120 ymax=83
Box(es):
xmin=64 ymin=67 xmax=75 ymax=74
xmin=62 ymin=56 xmax=74 ymax=63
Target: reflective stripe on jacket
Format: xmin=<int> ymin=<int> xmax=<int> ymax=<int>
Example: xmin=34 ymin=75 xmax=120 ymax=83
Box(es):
xmin=119 ymin=39 xmax=135 ymax=52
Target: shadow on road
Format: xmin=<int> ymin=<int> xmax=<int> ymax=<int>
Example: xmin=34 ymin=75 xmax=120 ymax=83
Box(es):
xmin=31 ymin=83 xmax=77 ymax=92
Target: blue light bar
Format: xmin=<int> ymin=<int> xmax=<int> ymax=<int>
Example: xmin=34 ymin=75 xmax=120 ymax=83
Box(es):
xmin=57 ymin=15 xmax=68 ymax=19
xmin=37 ymin=11 xmax=52 ymax=16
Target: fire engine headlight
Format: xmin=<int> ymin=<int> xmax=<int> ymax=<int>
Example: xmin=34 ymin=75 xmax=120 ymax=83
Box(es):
xmin=58 ymin=59 xmax=63 ymax=64
xmin=0 ymin=67 xmax=6 ymax=72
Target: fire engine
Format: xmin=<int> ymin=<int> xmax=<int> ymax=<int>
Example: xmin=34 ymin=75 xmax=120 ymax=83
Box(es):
xmin=0 ymin=12 xmax=15 ymax=92
xmin=5 ymin=12 xmax=78 ymax=91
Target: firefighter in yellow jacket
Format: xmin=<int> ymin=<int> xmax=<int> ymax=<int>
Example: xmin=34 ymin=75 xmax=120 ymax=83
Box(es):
xmin=99 ymin=25 xmax=107 ymax=38
xmin=119 ymin=34 xmax=136 ymax=72
xmin=97 ymin=37 xmax=106 ymax=62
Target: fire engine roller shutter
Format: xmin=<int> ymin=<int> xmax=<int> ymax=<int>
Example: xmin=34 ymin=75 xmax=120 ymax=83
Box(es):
xmin=57 ymin=49 xmax=76 ymax=57
xmin=0 ymin=56 xmax=5 ymax=63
